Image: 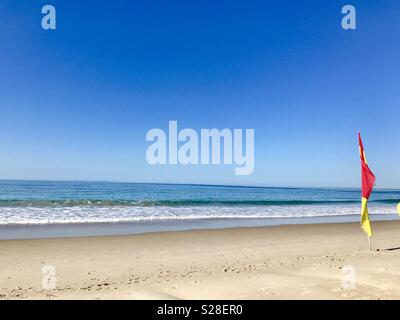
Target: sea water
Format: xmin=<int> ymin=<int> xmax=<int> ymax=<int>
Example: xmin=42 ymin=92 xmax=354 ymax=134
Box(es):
xmin=0 ymin=180 xmax=398 ymax=239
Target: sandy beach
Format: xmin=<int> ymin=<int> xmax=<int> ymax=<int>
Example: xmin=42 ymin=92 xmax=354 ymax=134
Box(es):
xmin=1 ymin=220 xmax=400 ymax=300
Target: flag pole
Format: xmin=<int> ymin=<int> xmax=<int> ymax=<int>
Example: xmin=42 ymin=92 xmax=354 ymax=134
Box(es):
xmin=368 ymin=236 xmax=371 ymax=252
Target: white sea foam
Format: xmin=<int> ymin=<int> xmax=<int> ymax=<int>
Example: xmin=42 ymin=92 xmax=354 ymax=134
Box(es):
xmin=0 ymin=203 xmax=396 ymax=225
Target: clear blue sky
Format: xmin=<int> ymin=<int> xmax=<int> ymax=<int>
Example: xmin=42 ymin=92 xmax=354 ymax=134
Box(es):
xmin=0 ymin=0 xmax=399 ymax=187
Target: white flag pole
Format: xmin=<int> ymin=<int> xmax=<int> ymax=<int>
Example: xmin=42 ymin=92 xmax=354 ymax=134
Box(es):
xmin=368 ymin=236 xmax=372 ymax=252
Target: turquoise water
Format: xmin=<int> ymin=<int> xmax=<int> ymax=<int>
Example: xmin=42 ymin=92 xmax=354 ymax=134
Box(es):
xmin=0 ymin=180 xmax=399 ymax=238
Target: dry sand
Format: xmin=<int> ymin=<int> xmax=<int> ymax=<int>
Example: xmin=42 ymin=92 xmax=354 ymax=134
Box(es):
xmin=1 ymin=221 xmax=400 ymax=299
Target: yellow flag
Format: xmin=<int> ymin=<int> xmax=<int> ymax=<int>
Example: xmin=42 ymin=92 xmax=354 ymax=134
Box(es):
xmin=397 ymin=203 xmax=400 ymax=216
xmin=361 ymin=197 xmax=373 ymax=237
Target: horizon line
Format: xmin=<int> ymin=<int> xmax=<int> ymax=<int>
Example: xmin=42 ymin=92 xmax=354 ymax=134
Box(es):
xmin=0 ymin=178 xmax=398 ymax=191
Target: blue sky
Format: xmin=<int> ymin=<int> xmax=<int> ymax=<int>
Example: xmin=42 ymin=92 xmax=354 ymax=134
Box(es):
xmin=0 ymin=0 xmax=399 ymax=187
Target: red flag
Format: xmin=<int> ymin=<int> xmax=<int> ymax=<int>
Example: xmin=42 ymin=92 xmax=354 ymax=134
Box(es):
xmin=358 ymin=133 xmax=375 ymax=237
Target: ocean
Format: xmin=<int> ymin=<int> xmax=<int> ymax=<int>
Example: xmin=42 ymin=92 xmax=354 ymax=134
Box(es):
xmin=0 ymin=180 xmax=399 ymax=239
